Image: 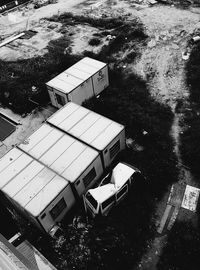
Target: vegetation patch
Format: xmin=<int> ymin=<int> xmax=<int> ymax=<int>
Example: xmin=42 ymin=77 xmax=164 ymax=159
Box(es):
xmin=181 ymin=42 xmax=200 ymax=177
xmin=157 ymin=0 xmax=200 ymax=8
xmin=88 ymin=38 xmax=101 ymax=46
xmin=157 ymin=221 xmax=200 ymax=270
xmin=47 ymin=12 xmax=125 ymax=29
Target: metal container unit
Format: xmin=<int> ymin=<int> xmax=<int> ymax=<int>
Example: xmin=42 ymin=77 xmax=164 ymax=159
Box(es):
xmin=17 ymin=123 xmax=104 ymax=197
xmin=0 ymin=148 xmax=75 ymax=234
xmin=46 ymin=57 xmax=109 ymax=108
xmin=47 ymin=102 xmax=125 ymax=169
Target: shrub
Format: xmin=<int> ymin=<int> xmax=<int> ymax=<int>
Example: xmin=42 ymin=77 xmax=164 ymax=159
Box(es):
xmin=157 ymin=222 xmax=200 ymax=270
xmin=181 ymin=42 xmax=200 ymax=178
xmin=88 ymin=38 xmax=101 ymax=46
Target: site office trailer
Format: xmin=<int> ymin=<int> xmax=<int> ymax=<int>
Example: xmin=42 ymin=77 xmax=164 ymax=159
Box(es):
xmin=18 ymin=123 xmax=104 ymax=197
xmin=46 ymin=57 xmax=109 ymax=108
xmin=47 ymin=102 xmax=126 ymax=169
xmin=0 ymin=148 xmax=75 ymax=234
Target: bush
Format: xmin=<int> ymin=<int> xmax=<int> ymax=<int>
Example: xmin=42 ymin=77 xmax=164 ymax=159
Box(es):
xmin=157 ymin=222 xmax=200 ymax=270
xmin=48 ymin=12 xmax=125 ymax=29
xmin=181 ymin=42 xmax=200 ymax=178
xmin=88 ymin=38 xmax=101 ymax=46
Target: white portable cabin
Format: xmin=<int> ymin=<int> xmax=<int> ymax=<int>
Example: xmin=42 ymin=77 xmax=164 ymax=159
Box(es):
xmin=17 ymin=123 xmax=103 ymax=197
xmin=0 ymin=147 xmax=75 ymax=234
xmin=47 ymin=102 xmax=125 ymax=169
xmin=46 ymin=57 xmax=109 ymax=108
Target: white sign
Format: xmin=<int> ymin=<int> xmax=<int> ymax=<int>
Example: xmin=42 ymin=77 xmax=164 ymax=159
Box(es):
xmin=181 ymin=185 xmax=200 ymax=212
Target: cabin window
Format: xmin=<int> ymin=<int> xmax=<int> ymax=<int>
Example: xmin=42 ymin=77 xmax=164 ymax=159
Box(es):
xmin=50 ymin=198 xmax=66 ymax=220
xmin=41 ymin=213 xmax=46 ymax=219
xmin=85 ymin=193 xmax=98 ymax=209
xmin=76 ymin=180 xmax=80 ymax=186
xmin=83 ymin=167 xmax=96 ymax=187
xmin=116 ymin=185 xmax=128 ymax=200
xmin=102 ymin=195 xmax=115 ymax=210
xmin=55 ymin=93 xmax=66 ymax=106
xmin=109 ymin=140 xmax=120 ymax=159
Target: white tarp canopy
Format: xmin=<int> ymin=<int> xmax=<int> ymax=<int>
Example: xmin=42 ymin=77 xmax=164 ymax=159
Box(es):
xmin=88 ymin=163 xmax=136 ymax=203
xmin=181 ymin=185 xmax=200 ymax=212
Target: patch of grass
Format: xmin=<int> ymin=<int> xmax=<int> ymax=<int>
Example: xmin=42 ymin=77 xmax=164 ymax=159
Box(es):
xmin=157 ymin=0 xmax=197 ymax=8
xmin=181 ymin=42 xmax=200 ymax=177
xmin=157 ymin=221 xmax=200 ymax=270
xmin=180 ymin=107 xmax=200 ymax=177
xmin=186 ymin=43 xmax=200 ymax=102
xmin=88 ymin=38 xmax=101 ymax=46
xmin=48 ymin=12 xmax=125 ymax=29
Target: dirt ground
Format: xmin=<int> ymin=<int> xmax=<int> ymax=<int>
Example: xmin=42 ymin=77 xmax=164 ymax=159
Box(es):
xmin=1 ymin=0 xmax=200 ymax=269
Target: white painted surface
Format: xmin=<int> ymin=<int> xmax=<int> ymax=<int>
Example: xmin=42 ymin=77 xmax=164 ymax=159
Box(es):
xmin=88 ymin=163 xmax=135 ymax=204
xmin=89 ymin=183 xmax=116 ymax=204
xmin=110 ymin=163 xmax=136 ymax=188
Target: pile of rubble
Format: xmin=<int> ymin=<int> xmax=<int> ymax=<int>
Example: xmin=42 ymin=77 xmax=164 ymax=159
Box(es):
xmin=33 ymin=0 xmax=57 ymax=9
xmin=129 ymin=0 xmax=157 ymax=4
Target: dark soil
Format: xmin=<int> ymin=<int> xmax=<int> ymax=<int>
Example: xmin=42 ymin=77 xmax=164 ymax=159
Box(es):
xmin=157 ymin=221 xmax=200 ymax=270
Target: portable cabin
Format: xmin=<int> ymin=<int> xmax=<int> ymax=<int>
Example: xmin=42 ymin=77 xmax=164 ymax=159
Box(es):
xmin=17 ymin=123 xmax=103 ymax=197
xmin=47 ymin=102 xmax=125 ymax=169
xmin=46 ymin=57 xmax=109 ymax=108
xmin=0 ymin=148 xmax=75 ymax=234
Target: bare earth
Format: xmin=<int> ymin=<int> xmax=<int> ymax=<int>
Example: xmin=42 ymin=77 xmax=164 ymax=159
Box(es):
xmin=1 ymin=0 xmax=200 ymax=269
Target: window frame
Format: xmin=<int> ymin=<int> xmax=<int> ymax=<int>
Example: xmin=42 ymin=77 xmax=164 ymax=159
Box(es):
xmin=50 ymin=198 xmax=67 ymax=220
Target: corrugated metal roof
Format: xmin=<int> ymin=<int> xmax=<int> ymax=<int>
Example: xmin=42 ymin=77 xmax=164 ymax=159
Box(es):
xmin=47 ymin=102 xmax=124 ymax=150
xmin=18 ymin=123 xmax=100 ymax=182
xmin=46 ymin=57 xmax=106 ymax=94
xmin=0 ymin=148 xmax=69 ymax=217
